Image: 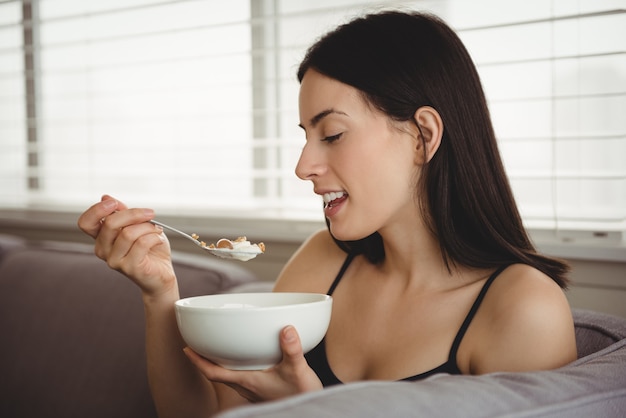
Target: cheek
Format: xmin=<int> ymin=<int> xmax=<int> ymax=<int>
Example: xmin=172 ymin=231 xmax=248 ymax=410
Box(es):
xmin=366 ymin=151 xmax=418 ymax=211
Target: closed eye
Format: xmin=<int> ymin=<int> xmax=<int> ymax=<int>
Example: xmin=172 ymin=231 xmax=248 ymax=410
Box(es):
xmin=322 ymin=133 xmax=343 ymax=143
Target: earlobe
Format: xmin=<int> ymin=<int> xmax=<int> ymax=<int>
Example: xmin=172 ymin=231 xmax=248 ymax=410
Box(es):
xmin=413 ymin=106 xmax=443 ymax=164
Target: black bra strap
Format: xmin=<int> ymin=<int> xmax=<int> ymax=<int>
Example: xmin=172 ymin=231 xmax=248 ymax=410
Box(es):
xmin=327 ymin=253 xmax=356 ymax=295
xmin=448 ymin=264 xmax=511 ymax=360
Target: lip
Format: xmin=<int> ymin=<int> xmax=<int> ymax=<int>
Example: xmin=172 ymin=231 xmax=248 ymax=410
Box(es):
xmin=323 ymin=194 xmax=347 ymax=218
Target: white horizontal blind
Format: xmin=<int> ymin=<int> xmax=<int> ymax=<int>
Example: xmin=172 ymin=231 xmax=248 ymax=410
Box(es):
xmin=0 ymin=0 xmax=324 ymax=219
xmin=0 ymin=0 xmax=624 ymax=234
xmin=446 ymin=0 xmax=626 ymax=234
xmin=0 ymin=0 xmax=26 ymax=204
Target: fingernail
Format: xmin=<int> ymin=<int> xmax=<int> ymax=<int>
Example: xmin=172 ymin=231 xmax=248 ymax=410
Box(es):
xmin=284 ymin=326 xmax=296 ymax=342
xmin=102 ymin=199 xmax=117 ymax=209
xmin=143 ymin=208 xmax=155 ymax=217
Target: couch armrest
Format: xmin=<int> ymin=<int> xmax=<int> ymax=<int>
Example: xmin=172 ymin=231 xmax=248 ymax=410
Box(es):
xmin=217 ymin=310 xmax=626 ymax=418
xmin=0 ymin=238 xmax=259 ymax=418
xmin=218 ymin=338 xmax=626 ymax=418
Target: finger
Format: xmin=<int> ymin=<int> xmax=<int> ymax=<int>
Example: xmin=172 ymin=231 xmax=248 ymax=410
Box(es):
xmin=183 ymin=348 xmax=236 ymax=383
xmin=77 ymin=198 xmax=120 ymax=238
xmin=183 ymin=347 xmax=259 ymax=390
xmin=101 ymin=194 xmax=128 ymax=210
xmin=94 ymin=208 xmax=155 ymax=261
xmin=279 ymin=326 xmax=305 ymax=366
xmin=275 ymin=327 xmax=323 ymax=394
xmin=100 ymin=208 xmax=156 ymax=231
xmin=183 ymin=348 xmax=263 ymax=402
xmin=106 ymin=222 xmax=164 ymax=271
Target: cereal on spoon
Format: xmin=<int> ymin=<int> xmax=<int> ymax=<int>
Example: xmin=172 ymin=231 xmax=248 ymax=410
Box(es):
xmin=192 ymin=233 xmax=265 ymax=261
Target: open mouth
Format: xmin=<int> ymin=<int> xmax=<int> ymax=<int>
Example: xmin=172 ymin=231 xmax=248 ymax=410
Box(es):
xmin=322 ymin=191 xmax=348 ymax=209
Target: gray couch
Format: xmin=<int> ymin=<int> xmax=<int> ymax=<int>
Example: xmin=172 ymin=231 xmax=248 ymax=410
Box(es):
xmin=219 ymin=309 xmax=626 ymax=418
xmin=1 ymin=234 xmax=625 ymax=418
xmin=0 ymin=234 xmax=258 ymax=418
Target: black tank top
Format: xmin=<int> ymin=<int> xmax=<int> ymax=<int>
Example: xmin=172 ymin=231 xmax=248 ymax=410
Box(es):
xmin=304 ymin=254 xmax=509 ymax=387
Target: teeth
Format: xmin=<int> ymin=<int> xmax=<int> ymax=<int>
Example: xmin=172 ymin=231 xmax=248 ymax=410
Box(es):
xmin=323 ymin=191 xmax=345 ymax=204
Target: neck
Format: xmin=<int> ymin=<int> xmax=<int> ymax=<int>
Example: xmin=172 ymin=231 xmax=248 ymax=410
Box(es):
xmin=376 ymin=218 xmax=453 ymax=288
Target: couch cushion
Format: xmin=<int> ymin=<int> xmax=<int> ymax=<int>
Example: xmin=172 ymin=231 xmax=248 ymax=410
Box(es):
xmin=0 ymin=240 xmax=258 ymax=418
xmin=572 ymin=308 xmax=626 ymax=358
xmin=218 ymin=338 xmax=626 ymax=418
xmin=0 ymin=233 xmax=25 ymax=260
xmin=217 ymin=310 xmax=626 ymax=418
xmin=30 ymin=240 xmax=259 ymax=297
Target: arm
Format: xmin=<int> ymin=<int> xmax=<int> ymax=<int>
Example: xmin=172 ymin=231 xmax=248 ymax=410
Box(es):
xmin=143 ymin=287 xmax=221 ymax=417
xmin=78 ymin=196 xmax=246 ymax=417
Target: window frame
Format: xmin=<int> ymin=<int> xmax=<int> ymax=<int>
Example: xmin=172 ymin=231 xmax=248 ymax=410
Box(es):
xmin=0 ymin=0 xmax=624 ymax=262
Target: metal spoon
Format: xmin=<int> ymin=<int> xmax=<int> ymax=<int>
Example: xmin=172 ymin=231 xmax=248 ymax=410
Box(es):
xmin=150 ymin=220 xmax=263 ymax=261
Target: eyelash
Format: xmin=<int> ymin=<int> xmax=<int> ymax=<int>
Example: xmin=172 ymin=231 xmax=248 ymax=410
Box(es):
xmin=322 ymin=133 xmax=343 ymax=143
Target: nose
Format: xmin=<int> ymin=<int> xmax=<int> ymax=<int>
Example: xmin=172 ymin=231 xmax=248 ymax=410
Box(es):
xmin=295 ymin=141 xmax=325 ymax=181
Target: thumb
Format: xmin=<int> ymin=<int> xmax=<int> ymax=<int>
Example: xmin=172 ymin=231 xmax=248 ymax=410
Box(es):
xmin=277 ymin=325 xmax=323 ymax=393
xmin=279 ymin=325 xmax=304 ymax=364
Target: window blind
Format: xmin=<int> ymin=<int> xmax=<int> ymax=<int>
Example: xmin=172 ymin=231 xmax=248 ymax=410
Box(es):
xmin=0 ymin=0 xmax=26 ymax=204
xmin=0 ymin=0 xmax=624 ymax=236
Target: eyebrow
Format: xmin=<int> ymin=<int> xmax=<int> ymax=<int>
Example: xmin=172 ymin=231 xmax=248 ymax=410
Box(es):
xmin=298 ymin=108 xmax=348 ymax=130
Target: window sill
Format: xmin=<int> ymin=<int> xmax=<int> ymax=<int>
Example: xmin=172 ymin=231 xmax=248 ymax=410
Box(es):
xmin=532 ymin=229 xmax=626 ymax=263
xmin=0 ymin=209 xmax=624 ymax=263
xmin=0 ymin=208 xmax=325 ymax=244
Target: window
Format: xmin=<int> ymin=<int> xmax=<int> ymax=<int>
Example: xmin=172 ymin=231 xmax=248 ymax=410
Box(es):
xmin=1 ymin=0 xmax=624 ymax=239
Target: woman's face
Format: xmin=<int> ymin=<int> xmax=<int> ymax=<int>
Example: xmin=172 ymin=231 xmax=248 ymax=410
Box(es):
xmin=296 ymin=69 xmax=421 ymax=241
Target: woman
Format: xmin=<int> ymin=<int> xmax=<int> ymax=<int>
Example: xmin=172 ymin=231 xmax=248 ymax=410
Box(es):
xmin=78 ymin=10 xmax=577 ymax=417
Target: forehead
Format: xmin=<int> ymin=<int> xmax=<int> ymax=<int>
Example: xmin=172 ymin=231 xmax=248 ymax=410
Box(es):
xmin=298 ymin=69 xmax=367 ymax=127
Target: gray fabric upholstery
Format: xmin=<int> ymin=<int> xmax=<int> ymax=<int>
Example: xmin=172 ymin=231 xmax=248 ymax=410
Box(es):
xmin=0 ymin=235 xmax=258 ymax=418
xmin=573 ymin=308 xmax=626 ymax=358
xmin=217 ymin=311 xmax=626 ymax=418
xmin=1 ymin=234 xmax=624 ymax=418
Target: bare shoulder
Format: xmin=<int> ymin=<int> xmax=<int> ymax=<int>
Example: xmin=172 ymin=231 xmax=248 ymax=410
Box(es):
xmin=469 ymin=264 xmax=577 ymax=374
xmin=273 ymin=228 xmax=348 ymax=293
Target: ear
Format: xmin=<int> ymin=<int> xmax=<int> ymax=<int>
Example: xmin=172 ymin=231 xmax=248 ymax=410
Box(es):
xmin=413 ymin=106 xmax=443 ymax=164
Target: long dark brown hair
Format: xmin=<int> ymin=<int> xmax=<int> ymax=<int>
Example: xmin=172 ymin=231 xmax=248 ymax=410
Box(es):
xmin=298 ymin=10 xmax=569 ymax=287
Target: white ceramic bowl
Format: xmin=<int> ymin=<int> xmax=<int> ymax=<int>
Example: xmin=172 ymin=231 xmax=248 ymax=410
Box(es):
xmin=175 ymin=292 xmax=332 ymax=370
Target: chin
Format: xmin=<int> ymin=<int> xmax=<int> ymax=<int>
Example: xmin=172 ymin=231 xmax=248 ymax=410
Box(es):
xmin=328 ymin=220 xmax=373 ymax=242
